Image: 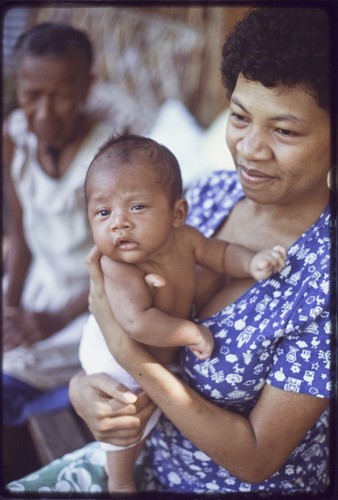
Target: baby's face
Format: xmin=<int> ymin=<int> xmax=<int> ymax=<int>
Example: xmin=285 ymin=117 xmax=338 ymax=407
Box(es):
xmin=87 ymin=160 xmax=176 ymax=264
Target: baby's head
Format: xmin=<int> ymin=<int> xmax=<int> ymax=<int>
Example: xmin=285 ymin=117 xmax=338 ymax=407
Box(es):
xmin=85 ymin=135 xmax=187 ymax=263
xmin=85 ymin=134 xmax=183 ymax=207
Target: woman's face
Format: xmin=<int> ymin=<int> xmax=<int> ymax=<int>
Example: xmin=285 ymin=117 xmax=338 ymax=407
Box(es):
xmin=226 ymin=74 xmax=331 ymax=208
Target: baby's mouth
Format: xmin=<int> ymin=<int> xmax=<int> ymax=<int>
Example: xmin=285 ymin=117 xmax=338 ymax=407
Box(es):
xmin=115 ymin=236 xmax=138 ymax=250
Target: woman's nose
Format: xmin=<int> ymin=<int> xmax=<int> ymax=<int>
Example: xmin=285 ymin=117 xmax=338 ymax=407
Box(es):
xmin=236 ymin=126 xmax=272 ymax=161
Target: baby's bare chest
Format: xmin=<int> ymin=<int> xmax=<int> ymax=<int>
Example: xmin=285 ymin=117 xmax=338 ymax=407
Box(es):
xmin=151 ymin=251 xmax=197 ymax=319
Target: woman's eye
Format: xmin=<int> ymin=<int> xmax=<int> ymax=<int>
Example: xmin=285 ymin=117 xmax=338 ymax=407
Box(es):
xmin=276 ymin=128 xmax=297 ymax=137
xmin=230 ymin=112 xmax=247 ymax=124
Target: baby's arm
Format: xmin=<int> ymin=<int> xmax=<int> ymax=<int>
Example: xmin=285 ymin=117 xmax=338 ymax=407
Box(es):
xmin=247 ymin=245 xmax=287 ymax=280
xmin=101 ymin=256 xmax=214 ymax=360
xmin=189 ymin=226 xmax=286 ymax=280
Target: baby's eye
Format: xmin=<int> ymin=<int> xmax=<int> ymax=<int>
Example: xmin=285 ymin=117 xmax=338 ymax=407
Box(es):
xmin=97 ymin=209 xmax=110 ymax=217
xmin=131 ymin=204 xmax=146 ymax=211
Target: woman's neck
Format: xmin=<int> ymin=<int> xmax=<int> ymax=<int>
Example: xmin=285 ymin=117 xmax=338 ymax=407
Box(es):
xmin=217 ymin=192 xmax=330 ymax=252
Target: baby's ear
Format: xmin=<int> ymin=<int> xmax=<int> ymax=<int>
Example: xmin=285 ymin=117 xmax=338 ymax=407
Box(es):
xmin=173 ymin=198 xmax=189 ymax=228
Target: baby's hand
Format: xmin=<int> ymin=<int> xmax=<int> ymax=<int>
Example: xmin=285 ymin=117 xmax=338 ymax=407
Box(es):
xmin=250 ymin=245 xmax=287 ymax=281
xmin=189 ymin=324 xmax=214 ymax=360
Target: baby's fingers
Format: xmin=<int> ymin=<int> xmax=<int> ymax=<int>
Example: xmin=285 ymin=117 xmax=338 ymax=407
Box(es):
xmin=271 ymin=245 xmax=287 ymax=270
xmin=272 ymin=245 xmax=287 ymax=258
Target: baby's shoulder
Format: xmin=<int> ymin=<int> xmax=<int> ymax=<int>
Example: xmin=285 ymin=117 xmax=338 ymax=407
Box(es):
xmin=178 ymin=224 xmax=204 ymax=244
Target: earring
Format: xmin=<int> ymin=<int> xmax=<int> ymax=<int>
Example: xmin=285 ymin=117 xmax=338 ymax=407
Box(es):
xmin=327 ymin=168 xmax=335 ymax=190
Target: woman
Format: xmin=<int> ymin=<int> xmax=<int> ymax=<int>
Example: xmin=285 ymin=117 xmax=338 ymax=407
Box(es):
xmin=6 ymin=6 xmax=334 ymax=496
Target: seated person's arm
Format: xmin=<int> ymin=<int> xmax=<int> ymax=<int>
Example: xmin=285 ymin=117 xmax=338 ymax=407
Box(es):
xmin=3 ymin=124 xmax=90 ymax=349
xmin=3 ymin=123 xmax=31 ymax=307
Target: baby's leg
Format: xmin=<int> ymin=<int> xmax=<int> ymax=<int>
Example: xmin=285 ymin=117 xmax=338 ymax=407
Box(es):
xmin=105 ymin=439 xmax=145 ymax=493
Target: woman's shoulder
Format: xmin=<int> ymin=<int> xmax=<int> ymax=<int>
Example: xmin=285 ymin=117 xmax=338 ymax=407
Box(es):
xmin=289 ymin=205 xmax=332 ymax=268
xmin=186 ymin=170 xmax=243 ymax=237
xmin=187 ymin=169 xmax=240 ymax=197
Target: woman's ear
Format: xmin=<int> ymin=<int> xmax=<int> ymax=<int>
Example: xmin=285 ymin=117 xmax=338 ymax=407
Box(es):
xmin=173 ymin=198 xmax=189 ymax=228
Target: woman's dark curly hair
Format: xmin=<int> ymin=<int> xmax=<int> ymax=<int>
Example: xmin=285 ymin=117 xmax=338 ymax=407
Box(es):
xmin=221 ymin=8 xmax=330 ymax=111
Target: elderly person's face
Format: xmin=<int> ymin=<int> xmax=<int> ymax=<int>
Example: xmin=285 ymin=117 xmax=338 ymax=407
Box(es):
xmin=226 ymin=74 xmax=331 ymax=208
xmin=15 ymin=55 xmax=92 ymax=148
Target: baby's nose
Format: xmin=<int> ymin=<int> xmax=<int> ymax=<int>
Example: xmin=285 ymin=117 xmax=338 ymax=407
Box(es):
xmin=110 ymin=214 xmax=131 ymax=231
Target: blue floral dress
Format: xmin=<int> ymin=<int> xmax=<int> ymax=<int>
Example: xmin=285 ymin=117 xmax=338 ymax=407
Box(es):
xmin=144 ymin=170 xmax=333 ymax=494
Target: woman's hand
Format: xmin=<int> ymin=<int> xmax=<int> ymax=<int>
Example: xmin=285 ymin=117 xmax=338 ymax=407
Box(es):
xmin=3 ymin=286 xmax=90 ymax=351
xmin=69 ymin=371 xmax=156 ymax=447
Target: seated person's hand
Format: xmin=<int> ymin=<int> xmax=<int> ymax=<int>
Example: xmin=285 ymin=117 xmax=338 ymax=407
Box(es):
xmin=3 ymin=305 xmax=65 ymax=351
xmin=249 ymin=245 xmax=287 ymax=281
xmin=69 ymin=371 xmax=156 ymax=447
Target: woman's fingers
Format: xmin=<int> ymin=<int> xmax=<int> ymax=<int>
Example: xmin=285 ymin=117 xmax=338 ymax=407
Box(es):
xmin=85 ymin=245 xmax=104 ymax=289
xmin=85 ymin=244 xmax=103 ymax=269
xmin=144 ymin=273 xmax=166 ymax=299
xmin=91 ymin=373 xmax=138 ymax=405
xmin=144 ymin=273 xmax=166 ymax=289
xmin=95 ymin=395 xmax=157 ymax=446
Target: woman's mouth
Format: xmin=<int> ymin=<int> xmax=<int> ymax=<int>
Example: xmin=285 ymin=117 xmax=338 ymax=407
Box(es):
xmin=238 ymin=163 xmax=277 ymax=186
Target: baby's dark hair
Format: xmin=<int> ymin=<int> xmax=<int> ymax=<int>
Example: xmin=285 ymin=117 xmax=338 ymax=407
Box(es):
xmin=221 ymin=7 xmax=330 ymax=111
xmin=85 ymin=134 xmax=183 ymax=206
xmin=14 ymin=22 xmax=93 ymax=74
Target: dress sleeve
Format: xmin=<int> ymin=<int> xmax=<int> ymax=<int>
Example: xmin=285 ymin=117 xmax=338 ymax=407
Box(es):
xmin=266 ymin=281 xmax=332 ymax=399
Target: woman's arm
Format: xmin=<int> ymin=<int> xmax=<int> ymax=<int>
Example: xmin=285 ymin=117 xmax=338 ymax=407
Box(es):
xmin=86 ymin=247 xmax=329 ymax=483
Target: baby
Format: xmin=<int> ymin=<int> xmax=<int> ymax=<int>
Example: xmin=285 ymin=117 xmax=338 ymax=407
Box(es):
xmin=79 ymin=134 xmax=286 ymax=493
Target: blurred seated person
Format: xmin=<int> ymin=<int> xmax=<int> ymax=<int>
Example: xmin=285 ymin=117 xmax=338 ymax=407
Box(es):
xmin=2 ymin=22 xmax=112 ymax=479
